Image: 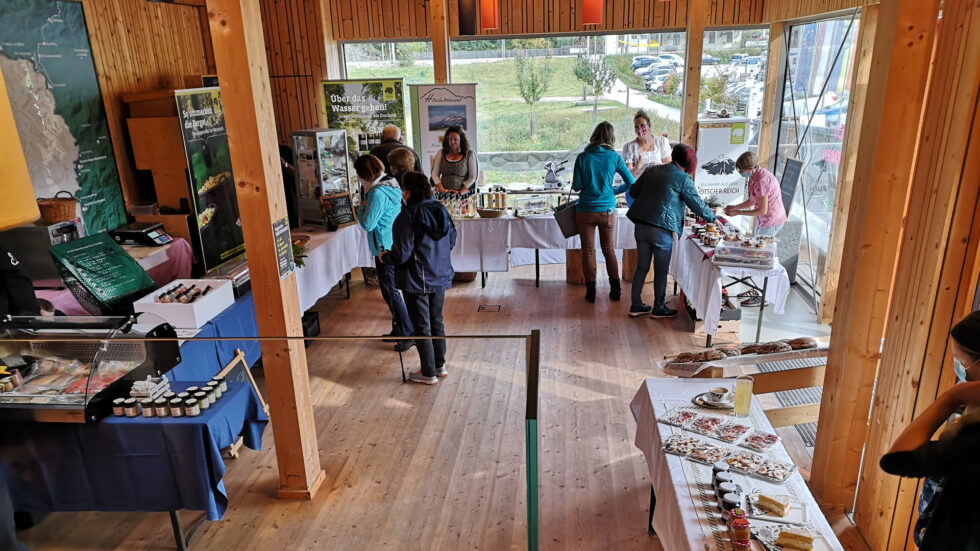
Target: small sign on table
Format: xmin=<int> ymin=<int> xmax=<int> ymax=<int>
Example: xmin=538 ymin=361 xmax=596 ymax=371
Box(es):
xmin=320 ymin=192 xmax=357 ymax=230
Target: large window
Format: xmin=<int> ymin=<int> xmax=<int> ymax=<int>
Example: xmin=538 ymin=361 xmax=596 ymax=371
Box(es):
xmin=449 ymin=34 xmax=686 ymax=186
xmin=343 ymin=41 xmax=434 ymax=145
xmin=773 ymin=14 xmax=860 ymax=300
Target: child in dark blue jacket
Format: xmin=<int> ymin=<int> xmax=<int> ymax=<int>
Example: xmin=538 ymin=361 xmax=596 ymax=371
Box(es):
xmin=380 ymin=172 xmax=457 ymax=385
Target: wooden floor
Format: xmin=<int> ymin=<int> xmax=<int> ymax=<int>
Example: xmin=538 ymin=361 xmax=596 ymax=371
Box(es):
xmin=18 ymin=265 xmax=863 ymax=550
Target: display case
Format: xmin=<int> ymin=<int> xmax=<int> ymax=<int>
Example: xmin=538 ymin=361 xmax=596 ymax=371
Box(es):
xmin=291 ymin=128 xmax=354 ymax=225
xmin=713 ymin=240 xmax=777 ymax=268
xmin=0 ymin=314 xmax=180 ymax=423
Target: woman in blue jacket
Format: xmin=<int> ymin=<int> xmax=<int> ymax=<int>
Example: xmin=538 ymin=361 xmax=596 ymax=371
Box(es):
xmin=626 ymin=144 xmax=716 ymax=318
xmin=380 ymin=172 xmax=457 ymax=385
xmin=572 ymin=121 xmax=635 ymax=303
xmin=355 ymin=154 xmax=414 ymax=352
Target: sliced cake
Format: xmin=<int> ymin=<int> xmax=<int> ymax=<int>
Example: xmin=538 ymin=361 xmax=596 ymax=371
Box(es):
xmin=775 ymin=528 xmax=814 ymax=550
xmin=756 ymin=493 xmax=791 ymax=517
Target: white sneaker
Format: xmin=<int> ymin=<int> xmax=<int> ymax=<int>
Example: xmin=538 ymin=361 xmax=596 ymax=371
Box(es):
xmin=436 ymin=364 xmax=448 ymax=378
xmin=408 ymin=371 xmax=438 ymax=385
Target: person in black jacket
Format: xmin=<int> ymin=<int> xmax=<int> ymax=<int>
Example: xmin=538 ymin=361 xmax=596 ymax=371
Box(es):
xmin=380 ymin=172 xmax=457 ymax=385
xmin=880 ymin=310 xmax=980 ymax=550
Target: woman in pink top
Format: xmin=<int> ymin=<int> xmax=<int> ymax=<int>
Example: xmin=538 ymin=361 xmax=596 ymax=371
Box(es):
xmin=724 ymin=151 xmax=787 ymax=236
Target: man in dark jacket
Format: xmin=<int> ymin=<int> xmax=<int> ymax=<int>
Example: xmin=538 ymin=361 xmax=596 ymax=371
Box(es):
xmin=380 ymin=172 xmax=456 ymax=385
xmin=370 ymin=125 xmax=423 ymax=178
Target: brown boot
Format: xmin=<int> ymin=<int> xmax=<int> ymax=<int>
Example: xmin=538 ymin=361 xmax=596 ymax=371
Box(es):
xmin=609 ymin=278 xmax=621 ymax=301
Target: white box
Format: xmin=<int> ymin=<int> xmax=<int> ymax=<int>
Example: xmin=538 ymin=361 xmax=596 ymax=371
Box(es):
xmin=133 ymin=279 xmax=235 ymax=329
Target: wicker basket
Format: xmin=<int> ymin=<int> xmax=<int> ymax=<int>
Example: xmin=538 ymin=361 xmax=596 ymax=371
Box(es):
xmin=37 ymin=191 xmax=78 ymax=224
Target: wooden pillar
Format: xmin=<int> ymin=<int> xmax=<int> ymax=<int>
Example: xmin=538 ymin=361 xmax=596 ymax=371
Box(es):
xmin=681 ymin=0 xmax=707 ymax=147
xmin=756 ymin=22 xmax=783 ymax=169
xmin=817 ymin=8 xmax=879 ymax=324
xmin=809 ymin=0 xmax=939 ymax=513
xmin=430 ymin=0 xmax=451 ymax=84
xmin=855 ymin=2 xmax=980 ymax=547
xmin=205 ymin=0 xmax=325 ymax=500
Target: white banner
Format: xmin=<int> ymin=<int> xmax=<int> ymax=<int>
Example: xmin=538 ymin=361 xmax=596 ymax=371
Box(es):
xmin=410 ymin=84 xmax=478 ymax=176
xmin=695 ymin=118 xmax=750 ymax=207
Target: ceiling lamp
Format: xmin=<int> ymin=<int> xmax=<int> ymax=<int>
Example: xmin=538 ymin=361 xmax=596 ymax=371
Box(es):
xmin=583 ymin=0 xmax=602 ymax=25
xmin=481 ymin=0 xmax=499 ymax=30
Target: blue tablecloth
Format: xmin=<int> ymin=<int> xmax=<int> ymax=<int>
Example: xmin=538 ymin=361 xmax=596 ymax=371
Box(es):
xmin=0 ymin=382 xmax=268 ymax=521
xmin=171 ymin=293 xmax=261 ymax=381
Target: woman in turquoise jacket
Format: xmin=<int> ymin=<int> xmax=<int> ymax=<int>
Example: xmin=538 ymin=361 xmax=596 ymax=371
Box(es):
xmin=354 ymin=154 xmax=414 ymax=351
xmin=572 ymin=121 xmax=635 ymax=303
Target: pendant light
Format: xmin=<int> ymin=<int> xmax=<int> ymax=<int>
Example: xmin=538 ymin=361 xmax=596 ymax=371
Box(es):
xmin=583 ymin=0 xmax=602 ymax=25
xmin=481 ymin=0 xmax=499 ymax=30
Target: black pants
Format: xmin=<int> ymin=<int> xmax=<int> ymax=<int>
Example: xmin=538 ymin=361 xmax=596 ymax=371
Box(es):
xmin=631 ymin=224 xmax=674 ymax=307
xmin=404 ymin=291 xmax=447 ymax=378
xmin=375 ymin=257 xmax=413 ymax=337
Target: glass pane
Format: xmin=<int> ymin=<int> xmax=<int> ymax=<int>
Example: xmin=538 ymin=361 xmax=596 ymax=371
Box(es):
xmin=697 ymin=28 xmax=770 ymax=140
xmin=342 ymin=41 xmax=435 ymax=144
xmin=774 ymin=15 xmax=860 ymax=300
xmin=449 ymin=34 xmax=685 ymax=187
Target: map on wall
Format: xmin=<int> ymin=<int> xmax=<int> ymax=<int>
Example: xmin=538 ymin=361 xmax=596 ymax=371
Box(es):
xmin=0 ymin=0 xmax=126 ymax=232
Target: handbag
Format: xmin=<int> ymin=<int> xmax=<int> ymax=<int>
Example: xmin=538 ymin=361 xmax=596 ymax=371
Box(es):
xmin=553 ymin=188 xmax=579 ymax=239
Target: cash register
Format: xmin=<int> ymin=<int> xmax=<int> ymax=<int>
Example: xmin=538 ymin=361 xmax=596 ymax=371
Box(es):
xmin=108 ymin=222 xmax=173 ymax=246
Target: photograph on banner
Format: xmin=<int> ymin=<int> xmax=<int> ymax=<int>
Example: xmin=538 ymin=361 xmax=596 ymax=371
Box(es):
xmin=409 ymin=84 xmax=477 ymax=177
xmin=695 ymin=118 xmax=751 ymax=227
xmin=0 ymin=0 xmax=127 ymax=232
xmin=321 ymin=78 xmax=406 ymax=201
xmin=175 ymin=87 xmax=246 ymax=272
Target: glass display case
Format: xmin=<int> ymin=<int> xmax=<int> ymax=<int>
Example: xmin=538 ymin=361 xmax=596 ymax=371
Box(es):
xmin=291 ymin=128 xmax=354 ymax=225
xmin=0 ymin=314 xmax=180 ymax=423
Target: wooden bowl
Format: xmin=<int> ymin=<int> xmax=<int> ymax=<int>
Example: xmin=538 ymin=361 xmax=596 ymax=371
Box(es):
xmin=477 ymin=208 xmax=506 ymax=219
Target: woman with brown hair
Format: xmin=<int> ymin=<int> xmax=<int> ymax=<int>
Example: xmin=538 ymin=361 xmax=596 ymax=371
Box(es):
xmin=571 ymin=121 xmax=635 ymax=302
xmin=431 ymin=126 xmax=478 ymax=194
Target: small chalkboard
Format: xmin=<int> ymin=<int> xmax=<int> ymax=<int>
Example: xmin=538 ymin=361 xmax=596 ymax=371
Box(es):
xmin=320 ymin=192 xmax=357 ymax=229
xmin=780 ymin=158 xmax=804 ymax=214
xmin=272 ymin=217 xmax=294 ymax=279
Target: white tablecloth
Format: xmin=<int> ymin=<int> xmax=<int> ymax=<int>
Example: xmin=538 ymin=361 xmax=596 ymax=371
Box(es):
xmin=630 ymin=378 xmax=844 ymax=551
xmin=670 ymin=232 xmax=790 ymax=336
xmin=509 ymin=210 xmax=636 ymax=266
xmin=294 ymin=225 xmax=374 ymax=312
xmin=452 ymin=217 xmax=511 ymax=272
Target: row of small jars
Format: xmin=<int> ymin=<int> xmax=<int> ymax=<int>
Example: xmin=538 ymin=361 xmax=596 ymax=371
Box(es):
xmin=712 ymin=461 xmax=752 ymax=548
xmin=113 ymin=376 xmax=228 ymax=419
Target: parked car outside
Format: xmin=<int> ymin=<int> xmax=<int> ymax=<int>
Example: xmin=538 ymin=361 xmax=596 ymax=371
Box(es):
xmin=658 ymin=53 xmax=684 ymax=67
xmin=631 ymin=56 xmax=658 ymax=69
xmin=645 ymin=74 xmax=669 ymax=92
xmin=702 ymin=53 xmax=720 ymax=65
xmin=729 ymin=53 xmax=748 ymax=64
xmin=635 ymin=62 xmax=672 ymax=76
xmin=643 ymin=67 xmax=673 ymax=80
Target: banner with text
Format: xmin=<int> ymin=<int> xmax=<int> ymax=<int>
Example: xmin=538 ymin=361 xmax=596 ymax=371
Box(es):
xmin=175 ymin=87 xmax=245 ymax=272
xmin=322 ymin=78 xmax=406 ymax=200
xmin=409 ymin=84 xmax=478 ymax=177
xmin=695 ymin=118 xmax=750 ymax=211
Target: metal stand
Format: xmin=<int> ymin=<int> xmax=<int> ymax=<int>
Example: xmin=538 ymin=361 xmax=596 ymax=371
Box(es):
xmin=398 ymin=350 xmax=406 ymax=383
xmin=535 ymin=250 xmax=540 ymax=288
xmin=648 ymin=485 xmax=657 ymax=534
xmin=722 ymin=275 xmax=771 ymax=343
xmin=169 ymin=510 xmax=205 ymax=551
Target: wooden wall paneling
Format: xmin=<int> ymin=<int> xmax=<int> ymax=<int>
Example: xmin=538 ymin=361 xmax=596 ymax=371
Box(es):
xmin=682 ymin=0 xmax=707 ymax=146
xmin=855 ymin=2 xmax=980 ymax=547
xmin=199 ymin=6 xmax=217 ymax=72
xmin=205 ymin=0 xmax=325 ymax=500
xmin=808 ymin=0 xmax=939 ymax=514
xmin=756 ymin=21 xmax=783 ymax=169
xmin=818 ymin=9 xmax=877 ymax=324
xmin=81 ymin=0 xmax=210 ymax=208
xmin=316 ymin=0 xmax=343 ymax=80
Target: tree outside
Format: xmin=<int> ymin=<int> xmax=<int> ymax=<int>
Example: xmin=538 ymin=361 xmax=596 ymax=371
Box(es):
xmin=514 ymin=52 xmax=554 ymax=141
xmin=573 ymin=55 xmax=616 ymax=122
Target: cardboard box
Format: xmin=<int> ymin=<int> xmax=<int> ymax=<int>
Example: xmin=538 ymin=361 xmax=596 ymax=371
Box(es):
xmin=133 ymin=279 xmax=234 ymax=329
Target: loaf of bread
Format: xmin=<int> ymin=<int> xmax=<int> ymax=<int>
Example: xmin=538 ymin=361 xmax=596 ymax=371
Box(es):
xmin=787 ymin=337 xmax=818 ymax=350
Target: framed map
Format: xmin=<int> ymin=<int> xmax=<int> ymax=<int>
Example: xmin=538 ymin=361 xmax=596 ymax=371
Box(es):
xmin=0 ymin=0 xmax=126 ymax=232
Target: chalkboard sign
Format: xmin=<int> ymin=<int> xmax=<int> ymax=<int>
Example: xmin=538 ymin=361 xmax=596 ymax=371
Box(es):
xmin=217 ymin=349 xmax=269 ymax=417
xmin=320 ymin=192 xmax=357 ymax=229
xmin=780 ymin=158 xmax=804 ymax=214
xmin=272 ymin=217 xmax=294 ymax=279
